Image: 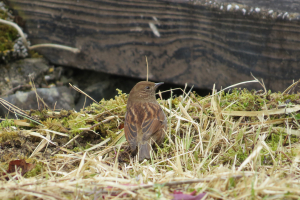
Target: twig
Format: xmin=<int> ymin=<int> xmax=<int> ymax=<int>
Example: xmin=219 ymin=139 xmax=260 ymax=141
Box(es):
xmin=129 ymin=175 xmax=244 ymax=191
xmin=0 ymin=84 xmax=31 ymax=97
xmin=12 ymin=188 xmax=65 ymax=200
xmin=51 ymin=133 xmax=83 ymax=155
xmin=89 ymin=116 xmax=116 ymax=130
xmin=145 ymin=56 xmax=149 ymax=82
xmin=0 ymin=18 xmax=29 ymax=48
xmin=69 ymin=83 xmax=98 ymax=105
xmin=282 ymin=79 xmax=300 ymax=95
xmin=282 ymin=134 xmax=289 ymax=146
xmin=0 ymin=18 xmax=80 ymax=54
xmin=200 ymin=79 xmax=259 ymax=102
xmin=279 ymin=151 xmax=293 ymax=163
xmin=69 ymin=83 xmax=118 ymax=119
xmin=0 ymin=98 xmax=41 ymax=124
xmin=251 ymin=73 xmax=267 ymax=95
xmin=30 ymin=77 xmax=49 ymax=109
xmin=30 ymin=44 xmax=80 ymax=53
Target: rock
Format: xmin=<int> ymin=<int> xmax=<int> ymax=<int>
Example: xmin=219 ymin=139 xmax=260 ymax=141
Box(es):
xmin=0 ymin=58 xmax=49 ymax=96
xmin=0 ymin=86 xmax=74 ymax=118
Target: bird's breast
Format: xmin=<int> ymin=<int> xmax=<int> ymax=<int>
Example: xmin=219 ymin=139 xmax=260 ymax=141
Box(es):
xmin=127 ymin=102 xmax=160 ymax=125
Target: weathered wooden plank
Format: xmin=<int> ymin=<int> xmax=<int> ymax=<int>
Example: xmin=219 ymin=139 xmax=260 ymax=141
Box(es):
xmin=214 ymin=0 xmax=300 ymax=13
xmin=5 ymin=0 xmax=300 ymax=91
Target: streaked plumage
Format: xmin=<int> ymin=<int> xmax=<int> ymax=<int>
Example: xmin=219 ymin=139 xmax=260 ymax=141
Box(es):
xmin=124 ymin=81 xmax=167 ymax=161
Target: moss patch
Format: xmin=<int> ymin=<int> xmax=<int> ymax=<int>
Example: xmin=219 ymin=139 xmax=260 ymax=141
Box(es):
xmin=0 ymin=7 xmax=18 ymax=62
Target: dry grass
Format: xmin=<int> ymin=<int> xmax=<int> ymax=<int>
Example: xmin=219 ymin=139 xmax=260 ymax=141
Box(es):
xmin=0 ymin=79 xmax=300 ymax=199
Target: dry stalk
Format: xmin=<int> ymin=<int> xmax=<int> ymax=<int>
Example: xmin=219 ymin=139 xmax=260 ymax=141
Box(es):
xmin=0 ymin=18 xmax=79 ymax=53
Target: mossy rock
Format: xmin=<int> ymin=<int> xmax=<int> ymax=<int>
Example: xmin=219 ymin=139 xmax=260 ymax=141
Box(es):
xmin=0 ymin=7 xmax=19 ymax=62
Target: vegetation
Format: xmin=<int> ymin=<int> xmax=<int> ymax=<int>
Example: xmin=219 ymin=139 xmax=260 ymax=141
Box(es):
xmin=0 ymin=2 xmax=43 ymax=63
xmin=0 ymin=5 xmax=19 ymax=62
xmin=0 ymin=79 xmax=300 ymax=199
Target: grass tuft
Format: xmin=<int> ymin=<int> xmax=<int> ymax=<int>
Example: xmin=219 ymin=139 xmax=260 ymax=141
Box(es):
xmin=0 ymin=79 xmax=300 ymax=199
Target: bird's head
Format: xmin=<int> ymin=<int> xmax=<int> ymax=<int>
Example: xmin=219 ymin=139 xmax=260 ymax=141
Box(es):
xmin=128 ymin=81 xmax=163 ymax=103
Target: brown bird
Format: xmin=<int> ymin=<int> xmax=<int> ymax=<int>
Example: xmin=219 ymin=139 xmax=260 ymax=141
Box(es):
xmin=124 ymin=81 xmax=167 ymax=161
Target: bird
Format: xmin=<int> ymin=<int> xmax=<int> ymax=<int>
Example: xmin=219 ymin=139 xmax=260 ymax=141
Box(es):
xmin=124 ymin=81 xmax=167 ymax=161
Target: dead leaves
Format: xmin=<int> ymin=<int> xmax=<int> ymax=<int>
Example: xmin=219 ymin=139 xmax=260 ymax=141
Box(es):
xmin=1 ymin=159 xmax=35 ymax=180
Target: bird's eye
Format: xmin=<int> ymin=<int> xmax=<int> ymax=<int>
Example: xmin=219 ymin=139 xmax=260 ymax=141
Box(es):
xmin=145 ymin=86 xmax=150 ymax=90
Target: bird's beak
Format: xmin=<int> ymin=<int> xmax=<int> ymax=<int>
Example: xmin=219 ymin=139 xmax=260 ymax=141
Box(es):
xmin=154 ymin=82 xmax=164 ymax=90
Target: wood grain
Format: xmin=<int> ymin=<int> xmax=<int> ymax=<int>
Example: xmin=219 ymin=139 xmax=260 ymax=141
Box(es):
xmin=5 ymin=0 xmax=300 ymax=91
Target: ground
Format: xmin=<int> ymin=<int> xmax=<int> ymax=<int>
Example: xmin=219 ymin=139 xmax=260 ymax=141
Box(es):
xmin=0 ymin=79 xmax=300 ymax=199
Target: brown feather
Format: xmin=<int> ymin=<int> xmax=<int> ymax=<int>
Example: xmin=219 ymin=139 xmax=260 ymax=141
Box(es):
xmin=124 ymin=81 xmax=167 ymax=161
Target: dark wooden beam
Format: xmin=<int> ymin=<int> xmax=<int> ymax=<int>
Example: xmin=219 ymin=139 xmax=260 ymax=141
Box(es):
xmin=5 ymin=0 xmax=300 ymax=91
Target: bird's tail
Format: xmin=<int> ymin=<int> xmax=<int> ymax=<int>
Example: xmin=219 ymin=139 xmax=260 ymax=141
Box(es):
xmin=138 ymin=143 xmax=151 ymax=161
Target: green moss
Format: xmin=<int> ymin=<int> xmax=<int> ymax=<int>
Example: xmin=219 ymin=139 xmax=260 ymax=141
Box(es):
xmin=0 ymin=130 xmax=18 ymax=143
xmin=0 ymin=119 xmax=19 ymax=143
xmin=24 ymin=162 xmax=43 ymax=178
xmin=68 ymin=115 xmax=89 ymax=135
xmin=28 ymin=50 xmax=43 ymax=58
xmin=0 ymin=6 xmax=42 ymax=62
xmin=0 ymin=10 xmax=18 ymax=60
xmin=0 ymin=119 xmax=15 ymax=129
xmin=84 ymin=142 xmax=92 ymax=149
xmin=73 ymin=147 xmax=81 ymax=152
xmin=228 ymin=177 xmax=236 ymax=190
xmin=30 ymin=109 xmax=49 ymax=121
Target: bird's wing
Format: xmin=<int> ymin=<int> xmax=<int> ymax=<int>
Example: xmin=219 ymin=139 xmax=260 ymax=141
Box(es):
xmin=124 ymin=113 xmax=138 ymax=150
xmin=141 ymin=105 xmax=166 ymax=142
